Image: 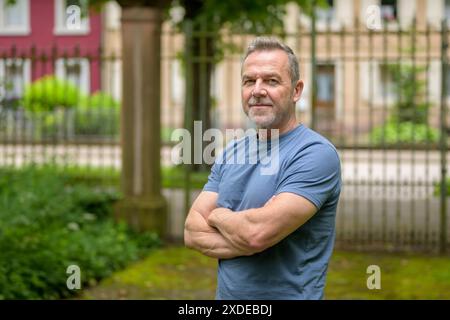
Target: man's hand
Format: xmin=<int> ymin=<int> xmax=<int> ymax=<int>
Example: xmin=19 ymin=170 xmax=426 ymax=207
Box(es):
xmin=184 ymin=192 xmax=256 ymax=259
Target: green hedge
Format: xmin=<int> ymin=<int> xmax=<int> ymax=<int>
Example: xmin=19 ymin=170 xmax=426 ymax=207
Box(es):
xmin=369 ymin=121 xmax=439 ymax=146
xmin=21 ymin=165 xmax=210 ymax=190
xmin=0 ymin=166 xmax=160 ymax=299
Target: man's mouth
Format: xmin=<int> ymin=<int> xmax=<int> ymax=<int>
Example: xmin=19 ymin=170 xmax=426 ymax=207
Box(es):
xmin=249 ymin=104 xmax=272 ymax=108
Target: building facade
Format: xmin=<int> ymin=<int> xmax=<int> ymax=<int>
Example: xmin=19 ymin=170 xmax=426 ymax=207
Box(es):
xmin=0 ymin=0 xmax=103 ymax=104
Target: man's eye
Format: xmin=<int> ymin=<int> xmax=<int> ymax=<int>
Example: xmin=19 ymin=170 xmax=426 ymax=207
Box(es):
xmin=244 ymin=80 xmax=255 ymax=85
xmin=268 ymin=79 xmax=278 ymax=85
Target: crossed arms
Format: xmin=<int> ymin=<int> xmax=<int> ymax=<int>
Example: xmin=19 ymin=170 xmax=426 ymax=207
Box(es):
xmin=184 ymin=191 xmax=318 ymax=259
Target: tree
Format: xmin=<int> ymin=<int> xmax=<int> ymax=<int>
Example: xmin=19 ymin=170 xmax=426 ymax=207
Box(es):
xmin=89 ymin=0 xmax=317 ymax=172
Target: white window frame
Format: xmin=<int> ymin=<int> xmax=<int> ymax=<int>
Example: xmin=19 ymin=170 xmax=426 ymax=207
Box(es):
xmin=426 ymin=0 xmax=450 ymax=29
xmin=426 ymin=59 xmax=450 ymax=106
xmin=110 ymin=59 xmax=122 ymax=101
xmin=54 ymin=0 xmax=90 ymax=35
xmin=170 ymin=59 xmax=184 ymax=105
xmin=361 ymin=0 xmax=415 ymax=31
xmin=361 ymin=60 xmax=397 ymax=107
xmin=105 ymin=1 xmax=121 ymax=30
xmin=426 ymin=0 xmax=443 ymax=29
xmin=0 ymin=0 xmax=30 ymax=36
xmin=55 ymin=58 xmax=90 ymax=94
xmin=0 ymin=58 xmax=31 ymax=102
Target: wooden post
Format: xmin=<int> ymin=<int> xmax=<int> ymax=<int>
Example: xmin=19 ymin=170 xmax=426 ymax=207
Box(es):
xmin=115 ymin=6 xmax=167 ymax=236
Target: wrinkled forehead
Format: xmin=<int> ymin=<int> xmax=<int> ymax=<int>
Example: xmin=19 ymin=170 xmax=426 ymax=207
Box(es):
xmin=241 ymin=49 xmax=290 ymax=78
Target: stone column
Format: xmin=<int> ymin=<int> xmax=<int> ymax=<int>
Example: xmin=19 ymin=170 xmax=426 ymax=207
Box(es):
xmin=115 ymin=6 xmax=167 ymax=236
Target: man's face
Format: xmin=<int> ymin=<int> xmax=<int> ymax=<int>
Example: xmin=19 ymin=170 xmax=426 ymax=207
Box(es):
xmin=241 ymin=49 xmax=303 ymax=129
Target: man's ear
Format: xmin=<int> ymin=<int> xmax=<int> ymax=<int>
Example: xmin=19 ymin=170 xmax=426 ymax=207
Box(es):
xmin=293 ymin=80 xmax=304 ymax=103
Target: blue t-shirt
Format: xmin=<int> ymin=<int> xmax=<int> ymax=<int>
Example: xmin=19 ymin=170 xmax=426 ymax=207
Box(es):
xmin=203 ymin=124 xmax=341 ymax=300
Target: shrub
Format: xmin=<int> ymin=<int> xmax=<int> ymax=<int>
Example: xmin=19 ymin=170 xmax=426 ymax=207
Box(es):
xmin=22 ymin=76 xmax=85 ymax=112
xmin=370 ymin=120 xmax=440 ymax=146
xmin=80 ymin=92 xmax=120 ymax=109
xmin=0 ymin=165 xmax=160 ymax=299
xmin=20 ymin=77 xmax=120 ymax=139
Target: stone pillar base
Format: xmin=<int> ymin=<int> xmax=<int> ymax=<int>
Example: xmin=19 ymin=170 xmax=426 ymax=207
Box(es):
xmin=115 ymin=196 xmax=167 ymax=237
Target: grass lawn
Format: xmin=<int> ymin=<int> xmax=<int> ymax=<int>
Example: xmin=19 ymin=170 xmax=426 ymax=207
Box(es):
xmin=80 ymin=246 xmax=450 ymax=300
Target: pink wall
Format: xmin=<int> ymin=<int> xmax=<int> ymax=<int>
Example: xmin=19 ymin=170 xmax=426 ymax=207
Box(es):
xmin=0 ymin=0 xmax=102 ymax=92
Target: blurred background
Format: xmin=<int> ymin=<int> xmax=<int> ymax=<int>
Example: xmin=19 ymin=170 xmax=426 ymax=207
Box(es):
xmin=0 ymin=0 xmax=449 ymax=300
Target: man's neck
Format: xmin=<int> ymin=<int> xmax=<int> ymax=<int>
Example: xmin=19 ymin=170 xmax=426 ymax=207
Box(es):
xmin=257 ymin=117 xmax=298 ymax=140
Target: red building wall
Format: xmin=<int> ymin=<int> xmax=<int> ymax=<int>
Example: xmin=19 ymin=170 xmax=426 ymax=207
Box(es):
xmin=0 ymin=0 xmax=102 ymax=92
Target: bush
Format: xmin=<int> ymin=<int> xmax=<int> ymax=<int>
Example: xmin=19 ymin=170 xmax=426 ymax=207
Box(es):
xmin=22 ymin=76 xmax=85 ymax=112
xmin=0 ymin=165 xmax=160 ymax=299
xmin=74 ymin=92 xmax=120 ymax=137
xmin=20 ymin=77 xmax=120 ymax=139
xmin=369 ymin=120 xmax=439 ymax=146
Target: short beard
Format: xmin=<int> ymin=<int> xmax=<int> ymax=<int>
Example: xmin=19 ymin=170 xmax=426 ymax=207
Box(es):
xmin=248 ymin=109 xmax=277 ymax=128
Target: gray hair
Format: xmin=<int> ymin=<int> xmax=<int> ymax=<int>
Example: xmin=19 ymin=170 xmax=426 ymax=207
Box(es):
xmin=243 ymin=37 xmax=300 ymax=87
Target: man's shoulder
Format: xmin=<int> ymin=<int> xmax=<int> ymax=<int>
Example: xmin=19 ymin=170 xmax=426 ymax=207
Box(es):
xmin=290 ymin=126 xmax=340 ymax=160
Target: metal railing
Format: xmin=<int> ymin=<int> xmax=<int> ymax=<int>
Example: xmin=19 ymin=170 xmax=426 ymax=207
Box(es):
xmin=0 ymin=15 xmax=449 ymax=252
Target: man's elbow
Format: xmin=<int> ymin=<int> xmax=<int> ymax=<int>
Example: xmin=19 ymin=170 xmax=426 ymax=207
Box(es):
xmin=183 ymin=226 xmax=194 ymax=249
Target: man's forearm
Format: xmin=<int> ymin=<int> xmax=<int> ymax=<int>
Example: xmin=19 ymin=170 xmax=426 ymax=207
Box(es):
xmin=208 ymin=193 xmax=317 ymax=253
xmin=184 ymin=209 xmax=255 ymax=259
xmin=207 ymin=207 xmax=262 ymax=252
xmin=185 ymin=228 xmax=248 ymax=259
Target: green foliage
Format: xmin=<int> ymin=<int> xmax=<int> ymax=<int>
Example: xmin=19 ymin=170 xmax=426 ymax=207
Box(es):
xmin=162 ymin=165 xmax=209 ymax=189
xmin=385 ymin=63 xmax=431 ymax=125
xmin=22 ymin=76 xmax=85 ymax=112
xmin=0 ymin=165 xmax=160 ymax=299
xmin=75 ymin=92 xmax=120 ymax=137
xmin=370 ymin=120 xmax=439 ymax=146
xmin=434 ymin=178 xmax=450 ymax=197
xmin=369 ymin=61 xmax=439 ymax=146
xmin=20 ymin=77 xmax=120 ymax=138
xmin=0 ymin=164 xmax=208 ymax=192
xmin=80 ymin=92 xmax=120 ymax=110
xmin=173 ymin=0 xmax=314 ymax=34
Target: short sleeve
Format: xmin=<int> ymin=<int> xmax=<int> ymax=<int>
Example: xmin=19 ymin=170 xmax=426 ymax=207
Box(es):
xmin=202 ymin=151 xmax=225 ymax=193
xmin=276 ymin=142 xmax=341 ymax=210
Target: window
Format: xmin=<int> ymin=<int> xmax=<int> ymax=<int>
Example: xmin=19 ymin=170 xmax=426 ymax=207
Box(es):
xmin=446 ymin=0 xmax=450 ymax=21
xmin=379 ymin=64 xmax=396 ymax=99
xmin=315 ymin=0 xmax=334 ymax=24
xmin=315 ymin=63 xmax=336 ymax=136
xmin=299 ymin=0 xmax=341 ymax=31
xmin=54 ymin=0 xmax=90 ymax=35
xmin=55 ymin=58 xmax=90 ymax=94
xmin=381 ymin=0 xmax=397 ymax=22
xmin=316 ymin=64 xmax=335 ymax=106
xmin=0 ymin=0 xmax=30 ymax=35
xmin=0 ymin=59 xmax=31 ymax=108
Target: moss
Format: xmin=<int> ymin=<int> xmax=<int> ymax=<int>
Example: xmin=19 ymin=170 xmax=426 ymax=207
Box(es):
xmin=81 ymin=246 xmax=450 ymax=300
xmin=326 ymin=251 xmax=450 ymax=300
xmin=81 ymin=246 xmax=217 ymax=300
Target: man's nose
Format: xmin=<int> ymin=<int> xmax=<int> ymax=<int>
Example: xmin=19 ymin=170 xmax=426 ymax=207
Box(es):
xmin=252 ymin=79 xmax=267 ymax=97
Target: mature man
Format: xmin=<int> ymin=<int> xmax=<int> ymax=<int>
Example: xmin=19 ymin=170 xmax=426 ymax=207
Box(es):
xmin=184 ymin=37 xmax=341 ymax=300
